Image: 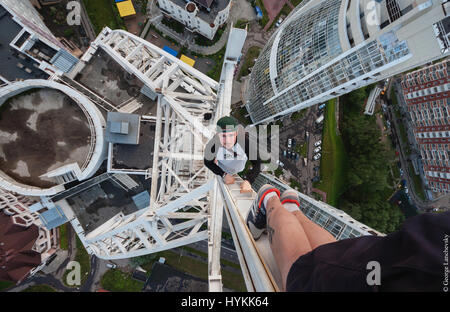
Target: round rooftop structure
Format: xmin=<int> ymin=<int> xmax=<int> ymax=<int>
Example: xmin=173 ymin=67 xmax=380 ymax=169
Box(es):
xmin=186 ymin=2 xmax=197 ymax=13
xmin=0 ymin=80 xmax=106 ymax=196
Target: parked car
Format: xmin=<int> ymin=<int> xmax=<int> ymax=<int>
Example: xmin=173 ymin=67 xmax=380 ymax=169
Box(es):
xmin=318 ymin=103 xmax=326 ymax=110
xmin=292 ymin=138 xmax=296 ymax=147
xmin=313 ymin=166 xmax=320 ymax=171
xmin=314 ymin=147 xmax=321 ymax=153
xmin=287 ymin=150 xmax=292 ymax=158
xmin=290 ymin=152 xmax=297 ymax=160
xmin=276 ymin=160 xmax=284 ymax=167
xmin=106 ymin=263 xmax=117 ymax=269
xmin=283 ymin=150 xmax=287 ymax=157
xmin=295 ymin=153 xmax=300 ymax=161
xmin=275 ymin=17 xmax=284 ymax=27
xmin=313 ymin=153 xmax=321 ymax=160
xmin=312 ymin=176 xmax=320 ymax=183
xmin=314 ymin=140 xmax=322 ymax=147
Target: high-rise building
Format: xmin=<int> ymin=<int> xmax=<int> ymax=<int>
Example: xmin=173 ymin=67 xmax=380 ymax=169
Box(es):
xmin=399 ymin=59 xmax=450 ymax=195
xmin=245 ymin=0 xmax=450 ymax=123
xmin=252 ymin=173 xmax=383 ymax=239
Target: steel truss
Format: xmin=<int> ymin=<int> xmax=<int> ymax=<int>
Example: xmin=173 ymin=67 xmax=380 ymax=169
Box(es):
xmin=73 ymin=27 xmax=247 ymax=291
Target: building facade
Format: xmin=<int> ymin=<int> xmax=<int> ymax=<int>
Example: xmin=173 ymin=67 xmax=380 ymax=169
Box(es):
xmin=252 ymin=173 xmax=383 ymax=239
xmin=400 ymin=59 xmax=450 ymax=195
xmin=245 ymin=0 xmax=450 ymax=124
xmin=157 ymin=0 xmax=231 ymax=40
xmin=0 ymin=190 xmax=59 ymax=283
xmin=0 ymin=0 xmax=79 ymax=81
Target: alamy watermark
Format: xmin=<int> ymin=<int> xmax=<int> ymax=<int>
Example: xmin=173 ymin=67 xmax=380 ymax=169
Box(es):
xmin=366 ymin=260 xmax=381 ymax=286
xmin=443 ymin=234 xmax=449 ymax=292
xmin=66 ymin=1 xmax=81 ymax=26
xmin=66 ymin=260 xmax=81 ymax=286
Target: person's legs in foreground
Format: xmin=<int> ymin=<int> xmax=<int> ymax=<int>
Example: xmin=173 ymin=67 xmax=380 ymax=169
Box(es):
xmin=247 ymin=185 xmax=336 ymax=290
xmin=279 ymin=189 xmax=336 ymax=250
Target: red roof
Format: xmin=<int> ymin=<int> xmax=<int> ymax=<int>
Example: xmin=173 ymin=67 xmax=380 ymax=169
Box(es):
xmin=0 ymin=212 xmax=41 ymax=283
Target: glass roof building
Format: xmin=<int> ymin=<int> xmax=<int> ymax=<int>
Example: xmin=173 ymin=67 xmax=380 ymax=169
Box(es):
xmin=252 ymin=173 xmax=384 ymax=239
xmin=245 ymin=0 xmax=450 ymax=123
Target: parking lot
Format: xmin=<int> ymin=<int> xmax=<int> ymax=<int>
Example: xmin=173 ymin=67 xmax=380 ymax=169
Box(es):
xmin=276 ymin=104 xmax=325 ymax=195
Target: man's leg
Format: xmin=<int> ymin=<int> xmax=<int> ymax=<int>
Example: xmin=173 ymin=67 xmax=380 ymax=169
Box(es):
xmin=291 ymin=211 xmax=336 ymax=249
xmin=265 ymin=196 xmax=313 ymax=290
xmin=280 ymin=189 xmax=337 ymax=249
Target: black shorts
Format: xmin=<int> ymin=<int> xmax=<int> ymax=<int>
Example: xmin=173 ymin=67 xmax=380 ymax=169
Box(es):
xmin=286 ymin=212 xmax=450 ymax=292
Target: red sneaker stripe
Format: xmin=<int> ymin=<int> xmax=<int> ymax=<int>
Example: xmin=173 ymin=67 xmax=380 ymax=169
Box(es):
xmin=258 ymin=188 xmax=280 ymax=209
xmin=281 ymin=198 xmax=300 ymax=207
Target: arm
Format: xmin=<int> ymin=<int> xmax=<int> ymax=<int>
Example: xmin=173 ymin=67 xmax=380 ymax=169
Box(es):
xmin=204 ymin=135 xmax=226 ymax=177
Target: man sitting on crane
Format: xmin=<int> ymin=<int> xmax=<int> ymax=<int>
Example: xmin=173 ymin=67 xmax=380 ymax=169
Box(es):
xmin=204 ymin=116 xmax=261 ymax=193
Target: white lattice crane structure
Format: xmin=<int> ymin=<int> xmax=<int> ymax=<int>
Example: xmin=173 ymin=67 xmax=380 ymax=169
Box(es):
xmin=65 ymin=27 xmax=249 ymax=291
xmin=64 ymin=27 xmax=382 ymax=292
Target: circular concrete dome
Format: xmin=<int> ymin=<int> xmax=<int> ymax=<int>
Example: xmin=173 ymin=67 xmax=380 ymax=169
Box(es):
xmin=0 ymin=80 xmax=106 ymax=196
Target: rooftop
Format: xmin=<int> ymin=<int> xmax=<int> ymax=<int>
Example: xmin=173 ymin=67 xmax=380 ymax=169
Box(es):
xmin=55 ymin=173 xmax=151 ymax=234
xmin=75 ymin=48 xmax=149 ymax=108
xmin=169 ymin=0 xmax=230 ymax=25
xmin=0 ymin=211 xmax=41 ymax=283
xmin=111 ymin=120 xmax=155 ymax=171
xmin=106 ymin=112 xmax=141 ymax=145
xmin=0 ymin=88 xmax=92 ymax=188
xmin=143 ymin=262 xmax=208 ymax=292
xmin=0 ymin=7 xmax=48 ymax=81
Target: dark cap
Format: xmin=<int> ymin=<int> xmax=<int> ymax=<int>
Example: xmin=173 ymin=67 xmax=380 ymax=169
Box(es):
xmin=217 ymin=116 xmax=239 ymax=133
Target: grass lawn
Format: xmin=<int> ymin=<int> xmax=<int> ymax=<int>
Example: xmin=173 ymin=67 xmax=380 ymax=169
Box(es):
xmin=63 ymin=237 xmax=91 ymax=287
xmin=295 ymin=142 xmax=307 ymax=158
xmin=238 ymin=46 xmax=261 ymax=81
xmin=59 ymin=224 xmax=68 ymax=250
xmin=206 ymin=47 xmax=226 ymax=81
xmin=232 ymin=106 xmax=252 ymax=126
xmin=314 ymin=99 xmax=348 ymax=207
xmin=398 ymin=122 xmax=408 ymax=144
xmin=100 ymin=269 xmax=144 ymax=292
xmin=291 ymin=109 xmax=307 ymax=121
xmin=82 ymin=0 xmax=124 ymax=34
xmin=408 ymin=162 xmax=426 ymax=201
xmin=0 ymin=279 xmax=14 ymax=291
xmin=21 ymin=284 xmax=56 ymax=292
xmin=291 ymin=0 xmax=304 ymax=6
xmin=235 ymin=19 xmax=250 ymax=29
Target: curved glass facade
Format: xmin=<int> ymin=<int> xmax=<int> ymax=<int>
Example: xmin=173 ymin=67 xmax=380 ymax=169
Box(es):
xmin=274 ymin=0 xmax=342 ymax=91
xmin=245 ymin=0 xmax=411 ymax=123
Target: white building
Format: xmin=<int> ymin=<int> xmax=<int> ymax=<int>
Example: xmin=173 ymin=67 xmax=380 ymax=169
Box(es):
xmin=157 ymin=0 xmax=231 ymax=40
